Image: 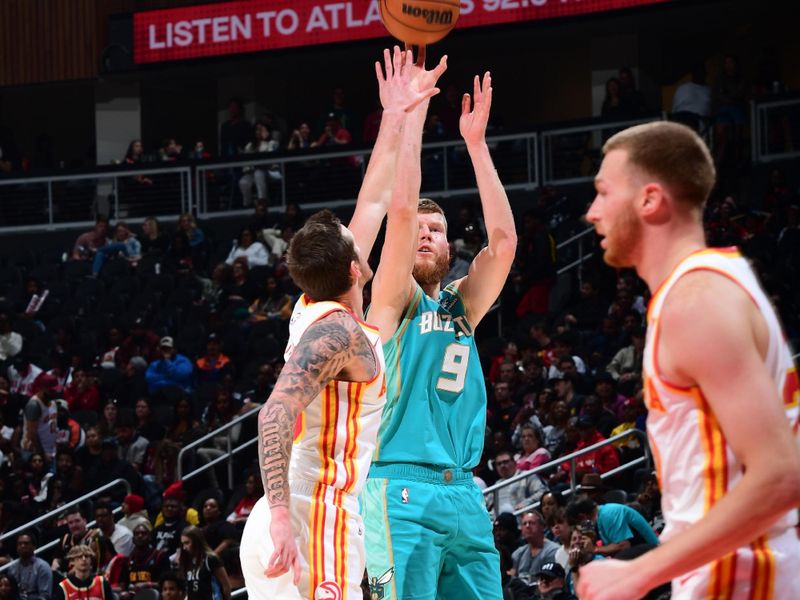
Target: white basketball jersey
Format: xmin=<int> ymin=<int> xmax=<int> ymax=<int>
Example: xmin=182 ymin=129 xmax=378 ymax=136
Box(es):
xmin=285 ymin=295 xmax=386 ymax=497
xmin=644 ymin=247 xmax=800 ymax=598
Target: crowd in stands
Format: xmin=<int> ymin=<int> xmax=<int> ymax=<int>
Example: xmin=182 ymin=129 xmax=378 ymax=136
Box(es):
xmin=0 ymin=57 xmax=796 ymax=599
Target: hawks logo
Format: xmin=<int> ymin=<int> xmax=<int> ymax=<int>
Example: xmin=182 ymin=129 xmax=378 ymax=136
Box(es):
xmin=314 ymin=580 xmax=342 ymax=600
xmin=369 ymin=568 xmax=394 ymax=600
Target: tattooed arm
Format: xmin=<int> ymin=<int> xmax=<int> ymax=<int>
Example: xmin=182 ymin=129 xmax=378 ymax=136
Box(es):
xmin=258 ymin=309 xmax=376 ymax=581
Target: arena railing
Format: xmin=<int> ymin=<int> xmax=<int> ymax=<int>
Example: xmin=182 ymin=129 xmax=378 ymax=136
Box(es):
xmin=482 ymin=429 xmax=651 ymax=517
xmin=0 ymin=165 xmax=192 ymax=233
xmin=193 ymin=131 xmax=540 ymax=219
xmin=176 ymin=404 xmax=261 ymax=488
xmin=751 ymin=96 xmax=800 ymax=163
xmin=0 ymin=477 xmax=131 ymax=573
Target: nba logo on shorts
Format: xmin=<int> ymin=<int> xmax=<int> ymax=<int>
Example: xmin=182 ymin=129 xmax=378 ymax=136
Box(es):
xmin=314 ymin=581 xmax=342 ymax=600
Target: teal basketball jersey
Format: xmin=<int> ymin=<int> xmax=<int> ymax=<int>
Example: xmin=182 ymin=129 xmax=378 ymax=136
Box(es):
xmin=373 ymin=283 xmax=487 ymax=469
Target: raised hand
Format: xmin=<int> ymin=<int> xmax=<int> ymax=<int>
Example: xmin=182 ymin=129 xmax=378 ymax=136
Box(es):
xmin=265 ymin=509 xmax=301 ymax=585
xmin=403 ymin=44 xmax=448 ymax=97
xmin=375 ymin=46 xmax=443 ymax=114
xmin=459 ymin=71 xmax=493 ymax=147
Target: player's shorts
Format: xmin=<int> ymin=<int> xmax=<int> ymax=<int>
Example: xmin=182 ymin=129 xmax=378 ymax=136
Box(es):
xmin=361 ymin=463 xmax=502 ymax=600
xmin=669 ymin=527 xmax=800 ymax=599
xmin=241 ymin=480 xmax=365 ymax=600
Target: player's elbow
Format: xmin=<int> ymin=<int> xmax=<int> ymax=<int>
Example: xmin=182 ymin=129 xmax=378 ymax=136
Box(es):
xmin=492 ymin=234 xmax=517 ymax=263
xmin=770 ymin=462 xmax=800 ymax=512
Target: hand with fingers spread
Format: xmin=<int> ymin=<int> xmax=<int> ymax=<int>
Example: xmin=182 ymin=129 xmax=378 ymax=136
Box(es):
xmin=265 ymin=507 xmax=301 ymax=584
xmin=459 ymin=71 xmax=493 ymax=147
xmin=402 ymin=44 xmax=448 ymax=97
xmin=375 ymin=45 xmax=441 ymax=115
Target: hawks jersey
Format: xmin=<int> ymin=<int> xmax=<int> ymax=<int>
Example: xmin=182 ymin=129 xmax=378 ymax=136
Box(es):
xmin=286 ymin=295 xmax=386 ymax=497
xmin=644 ymin=247 xmax=800 ymax=598
xmin=372 ymin=283 xmax=487 ymax=469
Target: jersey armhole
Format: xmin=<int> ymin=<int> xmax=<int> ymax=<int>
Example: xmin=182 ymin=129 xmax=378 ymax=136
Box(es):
xmin=385 ymin=285 xmax=423 ymax=348
xmin=652 ymin=266 xmax=760 ymax=392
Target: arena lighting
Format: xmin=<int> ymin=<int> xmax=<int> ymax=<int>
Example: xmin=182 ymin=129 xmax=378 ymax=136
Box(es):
xmin=133 ymin=0 xmax=670 ymax=64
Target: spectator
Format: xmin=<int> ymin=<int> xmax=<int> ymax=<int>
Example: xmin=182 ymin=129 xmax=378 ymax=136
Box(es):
xmin=488 ymin=380 xmax=519 ymax=433
xmin=580 ymin=396 xmax=617 ymax=439
xmin=53 ymin=400 xmax=85 ymax=450
xmin=535 ymin=562 xmax=575 ymax=600
xmin=240 ymin=363 xmax=275 ymax=407
xmin=223 ymin=257 xmax=259 ymax=305
xmin=238 ymin=121 xmax=279 ymax=207
xmin=63 ymin=368 xmax=100 ymax=412
xmin=490 ymin=450 xmax=547 ymax=515
xmin=158 ymin=138 xmax=183 ymax=161
xmin=117 ymin=318 xmax=161 ymax=367
xmin=249 ymin=276 xmax=292 ymax=323
xmin=226 ymin=473 xmax=261 ymax=527
xmin=512 ymin=510 xmax=560 ymax=584
xmin=84 ymin=437 xmax=143 ymax=502
xmin=7 ymin=531 xmax=51 ymax=600
xmin=140 ymin=217 xmax=169 ymax=256
xmin=114 ymin=357 xmax=150 ymax=405
xmin=544 ymin=400 xmax=570 ymax=457
xmin=672 ymin=64 xmax=712 ymax=131
xmin=121 ymin=523 xmax=170 ymax=600
xmin=118 ymin=493 xmax=150 ymax=532
xmin=287 ymin=122 xmax=313 ymax=150
xmin=92 ymin=501 xmax=133 ymax=557
xmin=165 ymin=396 xmax=200 ymax=446
xmin=493 ymin=512 xmax=523 ymax=551
xmin=74 ymin=426 xmax=103 ymax=475
xmin=134 ymin=397 xmax=165 ymax=443
xmin=601 ymin=78 xmax=625 ymax=120
xmin=8 ymin=354 xmax=44 ymax=396
xmin=0 ymin=313 xmax=22 ymax=362
xmin=71 ymin=217 xmax=109 ymax=261
xmin=0 ymin=573 xmax=20 ymax=600
xmin=97 ymin=399 xmax=119 ymax=439
xmin=145 ymin=337 xmax=193 ymax=395
xmin=224 ymin=228 xmax=269 ymax=268
xmin=497 ymin=545 xmax=536 ymax=600
xmin=159 ymin=572 xmax=184 ymax=600
xmin=546 ymin=508 xmax=573 ymax=569
xmin=153 ymin=492 xmax=191 ymax=558
xmin=53 ymin=544 xmax=114 ymax=600
xmin=219 ymin=98 xmax=251 ymax=157
xmin=177 ymin=213 xmax=205 ymax=248
xmin=552 ymin=372 xmax=584 ymax=415
xmin=195 ymin=333 xmax=233 ymax=385
xmin=552 ymin=416 xmax=619 ymax=485
xmin=115 ymin=412 xmax=149 ymax=472
xmin=178 ymin=526 xmax=232 ymax=600
xmin=565 ymin=497 xmax=659 ymax=557
xmin=515 ymin=424 xmax=551 ymax=472
xmin=21 ymin=373 xmax=58 ymax=463
xmin=617 ymin=67 xmax=647 ymax=117
xmin=52 ymin=507 xmax=95 ymax=573
xmin=155 ymin=482 xmax=199 ymax=528
xmin=198 ymin=390 xmax=241 ymax=489
xmin=52 ymin=446 xmax=85 ymax=502
xmin=201 ymin=497 xmax=239 ymax=556
xmin=91 ymin=222 xmax=142 ymax=277
xmin=606 ymin=326 xmax=645 ymax=382
xmin=312 ymin=113 xmax=352 ymax=147
xmin=318 ymin=87 xmax=359 ymax=140
xmin=124 ymin=139 xmax=148 ymax=166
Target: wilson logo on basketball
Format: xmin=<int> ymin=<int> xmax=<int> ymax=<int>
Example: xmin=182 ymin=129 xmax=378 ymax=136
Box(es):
xmin=314 ymin=580 xmax=343 ymax=600
xmin=401 ymin=3 xmax=454 ymax=25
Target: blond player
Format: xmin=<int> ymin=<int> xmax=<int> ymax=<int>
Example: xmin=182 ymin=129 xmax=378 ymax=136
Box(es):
xmin=240 ymin=48 xmax=444 ymax=600
xmin=580 ymin=121 xmax=800 ymax=599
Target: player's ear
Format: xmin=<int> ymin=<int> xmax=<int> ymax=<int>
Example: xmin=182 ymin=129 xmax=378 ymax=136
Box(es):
xmin=350 ymin=260 xmax=360 ymax=283
xmin=640 ymin=182 xmax=667 ymax=220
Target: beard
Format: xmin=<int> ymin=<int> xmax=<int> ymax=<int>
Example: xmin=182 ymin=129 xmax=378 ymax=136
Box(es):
xmin=602 ymin=204 xmax=642 ymax=268
xmin=413 ymin=251 xmax=450 ymax=286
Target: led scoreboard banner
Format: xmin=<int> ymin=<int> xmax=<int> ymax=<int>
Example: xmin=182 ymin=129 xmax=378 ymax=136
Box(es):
xmin=133 ymin=0 xmax=670 ymax=64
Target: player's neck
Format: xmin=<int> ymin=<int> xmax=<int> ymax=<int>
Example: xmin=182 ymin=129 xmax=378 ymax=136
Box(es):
xmin=337 ymin=287 xmax=365 ymax=320
xmin=637 ymin=225 xmax=706 ymax=294
xmin=420 ymin=281 xmax=441 ymax=299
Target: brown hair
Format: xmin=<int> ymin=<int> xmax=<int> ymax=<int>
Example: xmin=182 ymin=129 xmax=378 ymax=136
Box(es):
xmin=603 ymin=121 xmax=715 ymax=209
xmin=418 ymin=198 xmax=447 ymax=232
xmin=287 ymin=209 xmax=357 ymax=301
xmin=178 ymin=526 xmax=215 ymax=574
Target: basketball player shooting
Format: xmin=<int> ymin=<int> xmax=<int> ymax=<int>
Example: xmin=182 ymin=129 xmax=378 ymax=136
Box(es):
xmin=239 ymin=48 xmax=441 ymax=600
xmin=360 ymin=69 xmax=517 ymax=599
xmin=579 ymin=121 xmax=800 ymax=599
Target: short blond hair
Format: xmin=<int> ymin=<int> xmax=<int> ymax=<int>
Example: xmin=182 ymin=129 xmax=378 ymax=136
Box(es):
xmin=66 ymin=544 xmax=96 ymax=561
xmin=603 ymin=121 xmax=716 ymax=209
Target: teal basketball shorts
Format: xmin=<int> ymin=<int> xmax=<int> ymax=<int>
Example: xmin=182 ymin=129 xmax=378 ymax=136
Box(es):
xmin=361 ymin=464 xmax=502 ymax=600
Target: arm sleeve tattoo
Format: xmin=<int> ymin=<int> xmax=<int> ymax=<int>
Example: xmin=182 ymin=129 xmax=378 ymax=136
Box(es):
xmin=258 ymin=310 xmax=376 ymax=509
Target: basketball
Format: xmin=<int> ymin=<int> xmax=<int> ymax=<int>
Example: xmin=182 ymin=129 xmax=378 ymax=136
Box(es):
xmin=380 ymin=0 xmax=460 ymax=47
